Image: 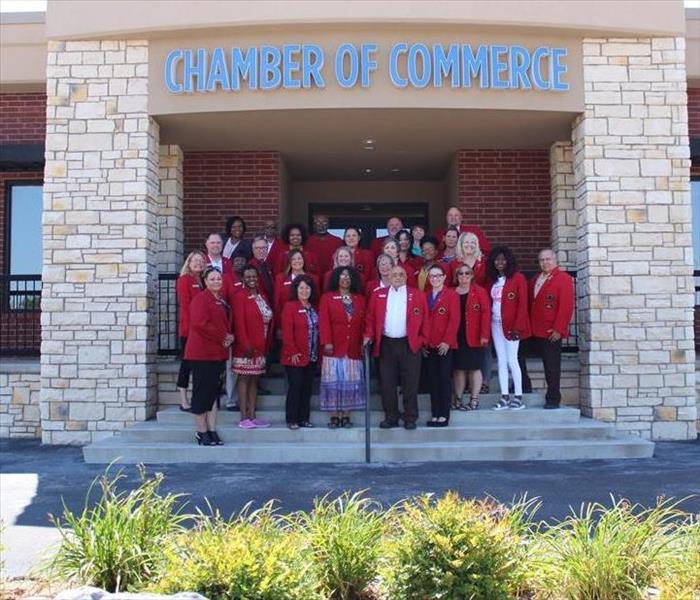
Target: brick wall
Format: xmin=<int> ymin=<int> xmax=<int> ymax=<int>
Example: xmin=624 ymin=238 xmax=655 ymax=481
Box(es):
xmin=183 ymin=151 xmax=281 ymax=253
xmin=454 ymin=149 xmax=551 ymax=271
xmin=0 ymin=92 xmax=47 ymax=145
xmin=688 ymin=87 xmax=699 ymax=139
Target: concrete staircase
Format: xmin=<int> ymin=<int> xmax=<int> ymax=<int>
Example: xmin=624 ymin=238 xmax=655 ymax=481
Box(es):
xmin=83 ymin=380 xmax=655 ymax=463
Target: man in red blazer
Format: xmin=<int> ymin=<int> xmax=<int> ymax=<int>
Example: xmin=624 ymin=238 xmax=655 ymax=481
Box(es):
xmin=204 ymin=232 xmax=233 ymax=277
xmin=262 ymin=219 xmax=285 ymax=270
xmin=363 ymin=265 xmax=430 ymax=429
xmin=305 ymin=214 xmax=343 ymax=275
xmin=519 ymin=248 xmax=575 ymax=409
xmin=435 ymin=206 xmax=491 ymax=255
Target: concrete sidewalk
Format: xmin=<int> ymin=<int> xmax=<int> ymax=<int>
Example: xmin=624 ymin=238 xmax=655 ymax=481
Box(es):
xmin=1 ymin=438 xmax=699 ymax=578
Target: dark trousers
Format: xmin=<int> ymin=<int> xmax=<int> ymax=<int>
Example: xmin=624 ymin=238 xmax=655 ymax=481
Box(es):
xmin=518 ymin=337 xmax=562 ymax=405
xmin=378 ymin=336 xmax=422 ymax=424
xmin=285 ymin=363 xmax=315 ymax=424
xmin=176 ymin=336 xmax=191 ymax=389
xmin=426 ymin=349 xmax=453 ymax=420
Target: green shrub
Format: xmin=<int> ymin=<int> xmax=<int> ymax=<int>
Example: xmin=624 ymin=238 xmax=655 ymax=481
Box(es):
xmin=291 ymin=491 xmax=386 ymax=600
xmin=380 ymin=492 xmax=533 ymax=600
xmin=528 ymin=496 xmax=689 ymax=600
xmin=656 ymin=515 xmax=700 ymax=600
xmin=153 ymin=503 xmax=319 ymax=600
xmin=47 ymin=465 xmax=188 ymax=593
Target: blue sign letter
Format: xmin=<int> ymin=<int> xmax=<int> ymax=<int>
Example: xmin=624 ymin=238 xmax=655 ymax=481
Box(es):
xmin=551 ymin=47 xmax=569 ymax=91
xmin=335 ymin=43 xmax=359 ymax=88
xmin=462 ymin=45 xmax=489 ymax=88
xmin=433 ymin=44 xmax=460 ymax=88
xmin=489 ymin=45 xmax=509 ymax=89
xmin=260 ymin=46 xmax=282 ymax=90
xmin=302 ymin=44 xmax=325 ymax=88
xmin=531 ymin=47 xmax=550 ymax=90
xmin=389 ymin=43 xmax=408 ymax=88
xmin=509 ymin=45 xmax=531 ymax=89
xmin=164 ymin=49 xmax=183 ymax=93
xmin=183 ymin=48 xmax=207 ymax=92
xmin=408 ymin=43 xmax=431 ymax=88
xmin=206 ymin=47 xmax=231 ymax=91
xmin=283 ymin=44 xmax=301 ymax=89
xmin=231 ymin=47 xmax=257 ymax=91
xmin=360 ymin=43 xmax=378 ymax=88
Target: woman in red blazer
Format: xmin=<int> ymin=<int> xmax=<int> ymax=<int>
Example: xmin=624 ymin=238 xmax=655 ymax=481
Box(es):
xmin=175 ymin=251 xmax=205 ymax=411
xmin=184 ymin=266 xmax=234 ymax=446
xmin=486 ymin=246 xmax=531 ymax=411
xmin=365 ymin=253 xmax=395 ymax=299
xmin=424 ymin=264 xmax=460 ymax=427
xmin=281 ymin=275 xmax=320 ymax=430
xmin=232 ymin=265 xmax=275 ymax=430
xmin=322 ymin=246 xmax=366 ymax=292
xmin=343 ymin=226 xmax=374 ymax=280
xmin=396 ymin=230 xmax=421 ymax=274
xmin=273 ymin=249 xmax=321 ymax=321
xmin=450 ymin=231 xmax=487 ymax=287
xmin=273 ymin=223 xmax=320 ymax=275
xmin=452 ymin=263 xmax=491 ymax=411
xmin=319 ymin=267 xmax=367 ymax=429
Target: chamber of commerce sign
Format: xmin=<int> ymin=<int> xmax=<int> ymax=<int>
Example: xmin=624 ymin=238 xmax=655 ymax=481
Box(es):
xmin=164 ymin=43 xmax=569 ymax=93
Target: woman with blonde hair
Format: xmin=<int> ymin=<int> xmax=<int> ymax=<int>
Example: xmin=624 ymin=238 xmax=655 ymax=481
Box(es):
xmin=450 ymin=231 xmax=486 ymax=286
xmin=322 ymin=245 xmax=365 ymax=291
xmin=175 ymin=250 xmax=206 ymax=411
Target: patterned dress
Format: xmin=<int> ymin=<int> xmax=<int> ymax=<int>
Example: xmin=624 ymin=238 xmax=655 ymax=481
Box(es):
xmin=319 ymin=297 xmax=367 ymax=411
xmin=232 ymin=294 xmax=273 ymax=376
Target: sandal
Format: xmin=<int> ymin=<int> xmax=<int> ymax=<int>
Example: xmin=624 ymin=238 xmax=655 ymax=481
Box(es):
xmin=328 ymin=416 xmax=340 ymax=429
xmin=341 ymin=416 xmax=353 ymax=429
xmin=467 ymin=396 xmax=480 ymax=411
xmin=452 ymin=396 xmax=468 ymax=411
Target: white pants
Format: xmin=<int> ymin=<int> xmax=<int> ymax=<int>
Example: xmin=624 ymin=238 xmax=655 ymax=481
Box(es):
xmin=225 ymin=355 xmax=238 ymax=407
xmin=491 ymin=321 xmax=522 ymax=396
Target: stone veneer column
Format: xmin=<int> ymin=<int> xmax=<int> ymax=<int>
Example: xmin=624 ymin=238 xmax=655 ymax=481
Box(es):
xmin=41 ymin=40 xmax=160 ymax=444
xmin=550 ymin=141 xmax=576 ymax=270
xmin=157 ymin=145 xmax=184 ymax=272
xmin=573 ymin=37 xmax=696 ymax=440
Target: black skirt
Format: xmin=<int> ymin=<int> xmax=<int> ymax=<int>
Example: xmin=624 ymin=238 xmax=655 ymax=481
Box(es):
xmin=453 ymin=293 xmax=485 ymax=371
xmin=190 ymin=360 xmax=225 ymax=415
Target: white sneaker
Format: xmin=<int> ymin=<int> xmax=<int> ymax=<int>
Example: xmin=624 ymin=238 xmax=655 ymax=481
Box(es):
xmin=493 ymin=396 xmax=510 ymax=411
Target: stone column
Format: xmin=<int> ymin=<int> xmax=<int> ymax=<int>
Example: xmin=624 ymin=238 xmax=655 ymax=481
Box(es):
xmin=41 ymin=40 xmax=160 ymax=444
xmin=573 ymin=37 xmax=696 ymax=440
xmin=550 ymin=141 xmax=576 ymax=270
xmin=158 ymin=145 xmax=184 ymax=273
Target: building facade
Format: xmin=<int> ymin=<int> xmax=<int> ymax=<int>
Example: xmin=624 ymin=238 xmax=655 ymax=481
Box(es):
xmin=1 ymin=1 xmax=699 ymax=444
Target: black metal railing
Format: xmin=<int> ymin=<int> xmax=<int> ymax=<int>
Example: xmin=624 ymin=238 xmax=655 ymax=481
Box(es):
xmin=158 ymin=273 xmax=179 ymax=356
xmin=695 ymin=270 xmax=700 ymax=351
xmin=0 ymin=274 xmax=42 ymax=356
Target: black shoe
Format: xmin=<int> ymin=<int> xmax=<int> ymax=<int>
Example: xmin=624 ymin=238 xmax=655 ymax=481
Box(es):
xmin=179 ymin=405 xmax=191 ymax=413
xmin=226 ymin=405 xmax=240 ymax=412
xmin=404 ymin=421 xmax=417 ymax=430
xmin=341 ymin=416 xmax=353 ymax=429
xmin=299 ymin=421 xmax=315 ymax=428
xmin=426 ymin=419 xmax=437 ymax=428
xmin=543 ymin=403 xmax=560 ymax=410
xmin=328 ymin=417 xmax=340 ymax=429
xmin=379 ymin=420 xmax=399 ymax=429
xmin=208 ymin=431 xmax=224 ymax=445
xmin=195 ymin=431 xmax=215 ymax=446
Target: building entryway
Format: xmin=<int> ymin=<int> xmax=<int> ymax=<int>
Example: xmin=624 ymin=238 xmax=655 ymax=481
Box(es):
xmin=308 ymin=202 xmax=429 ymax=248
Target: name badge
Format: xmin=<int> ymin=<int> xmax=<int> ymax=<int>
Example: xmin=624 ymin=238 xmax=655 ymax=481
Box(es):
xmin=378 ymin=294 xmax=387 ymax=299
xmin=284 ymin=281 xmax=291 ymax=286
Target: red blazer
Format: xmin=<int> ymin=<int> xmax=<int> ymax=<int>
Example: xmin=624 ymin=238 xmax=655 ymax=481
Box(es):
xmin=463 ymin=284 xmax=491 ymax=348
xmin=319 ymin=292 xmax=366 ymax=359
xmin=449 ymin=259 xmax=487 ymax=287
xmin=274 ymin=272 xmax=320 ymax=319
xmin=273 ymin=248 xmax=320 ymax=276
xmin=248 ymin=256 xmax=274 ymax=304
xmin=364 ymin=286 xmax=429 ymax=357
xmin=305 ymin=233 xmax=343 ymax=275
xmin=364 ymin=278 xmax=388 ymax=300
xmin=221 ymin=272 xmax=244 ymax=306
xmin=436 ymin=224 xmax=491 ymax=255
xmin=322 ymin=269 xmax=365 ymax=293
xmin=370 ymin=235 xmax=394 ymax=257
xmin=351 ymin=248 xmax=375 ymax=279
xmin=528 ymin=268 xmax=575 ymax=339
xmin=232 ymin=292 xmax=274 ymax=358
xmin=264 ymin=237 xmax=285 ymax=269
xmin=176 ymin=273 xmax=202 ymax=338
xmin=183 ymin=290 xmax=232 ymax=361
xmin=205 ymin=254 xmax=233 ymax=277
xmin=488 ymin=272 xmax=531 ymax=341
xmin=281 ymin=300 xmax=318 ymax=367
xmin=426 ymin=287 xmax=460 ymax=349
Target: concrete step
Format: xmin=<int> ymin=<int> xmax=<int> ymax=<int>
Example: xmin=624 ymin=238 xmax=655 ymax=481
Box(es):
xmin=156 ymin=406 xmax=581 ymax=426
xmin=83 ymin=436 xmax=654 ymax=464
xmin=120 ymin=419 xmax=614 ymax=443
xmin=161 ymin=393 xmax=547 ymax=411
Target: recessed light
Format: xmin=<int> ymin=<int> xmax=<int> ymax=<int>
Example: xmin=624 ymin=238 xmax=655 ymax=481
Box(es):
xmin=364 ymin=168 xmax=373 ymax=174
xmin=363 ymin=145 xmax=375 ymax=151
xmin=363 ymin=138 xmax=375 ymax=145
xmin=390 ymin=168 xmax=401 ymax=173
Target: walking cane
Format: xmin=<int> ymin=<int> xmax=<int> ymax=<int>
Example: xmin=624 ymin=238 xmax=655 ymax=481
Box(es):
xmin=364 ymin=343 xmax=372 ymax=464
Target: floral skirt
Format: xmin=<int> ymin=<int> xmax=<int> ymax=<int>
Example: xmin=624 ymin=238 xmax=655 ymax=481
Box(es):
xmin=319 ymin=357 xmax=366 ymax=411
xmin=232 ymin=355 xmax=266 ymax=376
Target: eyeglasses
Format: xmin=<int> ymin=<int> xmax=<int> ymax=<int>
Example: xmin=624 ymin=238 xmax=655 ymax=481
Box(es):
xmin=429 ymin=273 xmax=445 ymax=279
xmin=457 ymin=271 xmax=473 ymax=277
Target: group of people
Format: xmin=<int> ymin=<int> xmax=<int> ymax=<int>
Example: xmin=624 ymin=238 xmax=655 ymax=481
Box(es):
xmin=176 ymin=207 xmax=575 ymax=446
